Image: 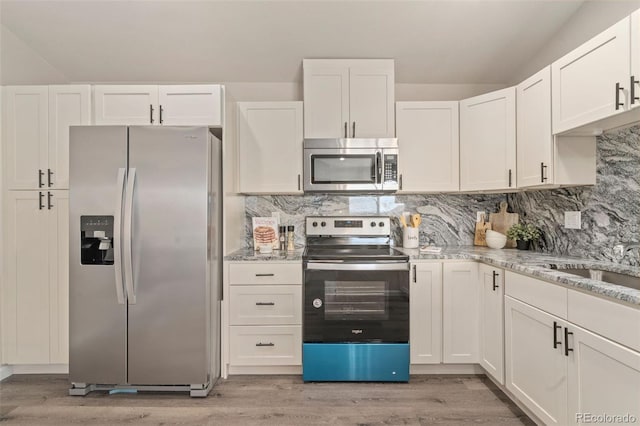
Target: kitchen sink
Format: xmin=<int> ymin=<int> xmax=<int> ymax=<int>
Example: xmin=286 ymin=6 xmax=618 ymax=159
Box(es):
xmin=556 ymin=268 xmax=640 ymax=291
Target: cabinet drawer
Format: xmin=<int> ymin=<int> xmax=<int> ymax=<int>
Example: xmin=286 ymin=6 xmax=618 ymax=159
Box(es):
xmin=505 ymin=271 xmax=567 ymax=319
xmin=229 ymin=326 xmax=302 ymax=366
xmin=568 ymin=290 xmax=640 ymax=352
xmin=229 ymin=285 xmax=302 ymax=325
xmin=229 ymin=263 xmax=302 ymax=285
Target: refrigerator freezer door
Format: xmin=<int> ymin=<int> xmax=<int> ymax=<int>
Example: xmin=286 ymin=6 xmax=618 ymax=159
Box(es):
xmin=69 ymin=126 xmax=127 ymax=385
xmin=126 ymin=126 xmax=211 ymax=385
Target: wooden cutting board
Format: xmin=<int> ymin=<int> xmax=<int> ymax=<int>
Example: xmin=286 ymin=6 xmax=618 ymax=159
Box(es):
xmin=474 ymin=213 xmax=492 ymax=246
xmin=489 ymin=201 xmax=519 ymax=248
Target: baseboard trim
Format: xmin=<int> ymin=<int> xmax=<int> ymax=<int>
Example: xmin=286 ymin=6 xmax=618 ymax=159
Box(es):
xmin=228 ymin=365 xmax=302 ymax=375
xmin=410 ymin=364 xmax=484 ymax=375
xmin=8 ymin=364 xmax=69 ymax=375
xmin=0 ymin=365 xmax=13 ymax=381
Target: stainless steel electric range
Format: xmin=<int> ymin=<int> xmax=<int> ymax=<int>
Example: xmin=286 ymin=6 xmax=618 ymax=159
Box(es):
xmin=302 ymin=216 xmax=410 ymax=382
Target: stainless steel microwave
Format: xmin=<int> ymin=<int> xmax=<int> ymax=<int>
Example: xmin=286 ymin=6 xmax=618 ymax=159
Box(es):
xmin=303 ymin=138 xmax=399 ymax=193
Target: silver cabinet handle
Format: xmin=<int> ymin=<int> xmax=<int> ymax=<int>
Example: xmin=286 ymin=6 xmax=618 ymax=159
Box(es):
xmin=352 ymin=122 xmax=356 ymax=138
xmin=631 ymin=75 xmax=639 ymax=105
xmin=508 ymin=169 xmax=512 ymax=187
xmin=149 ymin=104 xmax=154 ymax=123
xmin=399 ymin=174 xmax=403 ymax=190
xmin=298 ymin=174 xmax=301 ymax=191
xmin=38 ymin=169 xmax=45 ymax=188
xmin=47 ymin=191 xmax=53 ymax=210
xmin=255 ymin=302 xmax=275 ymax=306
xmin=159 ymin=105 xmax=164 ymax=124
xmin=47 ymin=168 xmax=53 ymax=187
xmin=123 ymin=168 xmax=137 ymax=304
xmin=255 ymin=273 xmax=275 ymax=277
xmin=38 ymin=191 xmax=45 ymax=210
xmin=113 ymin=168 xmax=126 ymax=305
xmin=256 ymin=342 xmax=275 ymax=347
xmin=344 ymin=122 xmax=348 ymax=138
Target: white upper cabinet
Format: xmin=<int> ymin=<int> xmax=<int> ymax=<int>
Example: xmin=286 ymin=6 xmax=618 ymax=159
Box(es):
xmin=237 ymin=102 xmax=304 ymax=194
xmin=93 ymin=85 xmax=159 ymax=125
xmin=410 ymin=262 xmax=443 ymax=364
xmin=517 ymin=67 xmax=596 ymax=189
xmin=48 ymin=85 xmax=92 ymax=189
xmin=632 ymin=9 xmax=640 ymax=110
xmin=3 ymin=86 xmax=48 ymax=190
xmin=460 ymin=87 xmax=516 ymax=191
xmin=3 ymin=85 xmax=90 ymax=190
xmin=395 ymin=102 xmax=459 ymax=192
xmin=94 ymin=85 xmax=222 ymax=126
xmin=517 ymin=67 xmax=554 ymax=188
xmin=158 ymin=85 xmax=222 ymax=126
xmin=303 ymin=59 xmax=394 ymax=138
xmin=552 ymin=15 xmax=636 ymax=134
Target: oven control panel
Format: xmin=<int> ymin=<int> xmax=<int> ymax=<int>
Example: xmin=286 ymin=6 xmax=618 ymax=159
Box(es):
xmin=306 ymin=216 xmax=391 ymax=236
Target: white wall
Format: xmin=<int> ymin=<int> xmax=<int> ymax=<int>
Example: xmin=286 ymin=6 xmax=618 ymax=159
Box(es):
xmin=395 ymin=83 xmax=507 ymax=101
xmin=0 ymin=25 xmax=68 ymax=85
xmin=511 ymin=0 xmax=640 ymax=83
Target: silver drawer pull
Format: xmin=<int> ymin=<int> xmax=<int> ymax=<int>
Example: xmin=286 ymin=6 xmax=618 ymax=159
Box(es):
xmin=256 ymin=342 xmax=275 ymax=347
xmin=255 ymin=273 xmax=275 ymax=277
xmin=255 ymin=302 xmax=275 ymax=306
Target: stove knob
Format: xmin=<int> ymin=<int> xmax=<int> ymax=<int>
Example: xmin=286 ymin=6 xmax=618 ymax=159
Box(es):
xmin=312 ymin=221 xmax=318 ymax=227
xmin=379 ymin=221 xmax=385 ymax=227
xmin=321 ymin=221 xmax=327 ymax=227
xmin=370 ymin=221 xmax=376 ymax=227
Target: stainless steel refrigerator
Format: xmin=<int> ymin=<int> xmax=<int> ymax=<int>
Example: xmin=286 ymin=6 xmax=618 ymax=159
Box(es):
xmin=68 ymin=126 xmax=221 ymax=397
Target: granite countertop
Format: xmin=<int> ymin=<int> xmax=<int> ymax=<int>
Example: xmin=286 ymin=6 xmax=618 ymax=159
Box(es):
xmin=224 ymin=246 xmax=640 ymax=306
xmin=397 ymin=246 xmax=640 ymax=306
xmin=224 ymin=247 xmax=305 ymax=262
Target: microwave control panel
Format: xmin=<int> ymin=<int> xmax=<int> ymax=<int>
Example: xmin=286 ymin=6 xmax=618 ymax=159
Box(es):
xmin=384 ymin=154 xmax=398 ymax=182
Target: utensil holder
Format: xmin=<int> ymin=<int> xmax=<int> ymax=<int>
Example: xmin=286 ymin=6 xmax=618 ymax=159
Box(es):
xmin=403 ymin=227 xmax=419 ymax=249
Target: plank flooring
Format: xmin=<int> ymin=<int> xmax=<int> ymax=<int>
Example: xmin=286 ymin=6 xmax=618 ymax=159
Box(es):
xmin=0 ymin=374 xmax=535 ymax=425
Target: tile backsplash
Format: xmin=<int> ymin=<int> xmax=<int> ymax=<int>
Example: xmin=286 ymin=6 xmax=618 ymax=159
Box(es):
xmin=243 ymin=125 xmax=639 ymax=266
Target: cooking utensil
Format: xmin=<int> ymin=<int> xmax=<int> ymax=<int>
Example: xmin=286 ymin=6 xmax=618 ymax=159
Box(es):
xmin=411 ymin=214 xmax=421 ymax=228
xmin=474 ymin=213 xmax=492 ymax=246
xmin=399 ymin=215 xmax=408 ymax=228
xmin=489 ymin=201 xmax=519 ymax=248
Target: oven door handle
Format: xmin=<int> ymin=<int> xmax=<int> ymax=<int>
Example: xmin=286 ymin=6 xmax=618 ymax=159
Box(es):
xmin=306 ymin=262 xmax=409 ymax=271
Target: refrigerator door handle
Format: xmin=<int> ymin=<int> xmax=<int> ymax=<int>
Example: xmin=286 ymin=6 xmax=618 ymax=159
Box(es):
xmin=113 ymin=168 xmax=126 ymax=305
xmin=124 ymin=168 xmax=137 ymax=304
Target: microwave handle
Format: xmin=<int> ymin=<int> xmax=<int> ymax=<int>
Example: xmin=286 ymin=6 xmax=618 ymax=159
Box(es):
xmin=376 ymin=151 xmax=383 ymax=184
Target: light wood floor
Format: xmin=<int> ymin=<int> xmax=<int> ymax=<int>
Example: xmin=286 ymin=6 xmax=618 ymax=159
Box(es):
xmin=0 ymin=374 xmax=534 ymax=425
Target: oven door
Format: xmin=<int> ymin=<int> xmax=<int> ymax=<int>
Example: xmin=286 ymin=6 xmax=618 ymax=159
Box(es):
xmin=303 ymin=261 xmax=410 ymax=343
xmin=303 ymin=148 xmax=381 ymax=192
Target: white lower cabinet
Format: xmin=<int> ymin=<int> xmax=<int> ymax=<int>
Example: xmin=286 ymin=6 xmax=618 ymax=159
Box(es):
xmin=229 ymin=326 xmax=302 ymax=366
xmin=478 ymin=264 xmax=504 ymax=384
xmin=2 ymin=190 xmax=69 ymax=365
xmin=225 ymin=262 xmax=302 ymax=372
xmin=442 ymin=262 xmax=479 ymax=363
xmin=567 ymin=325 xmax=640 ymax=426
xmin=506 ymin=275 xmax=640 ymax=425
xmin=409 ymin=262 xmax=442 ymax=364
xmin=505 ymin=296 xmax=568 ymax=425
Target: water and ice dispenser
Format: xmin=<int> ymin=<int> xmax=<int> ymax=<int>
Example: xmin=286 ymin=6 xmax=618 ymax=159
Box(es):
xmin=80 ymin=215 xmax=114 ymax=265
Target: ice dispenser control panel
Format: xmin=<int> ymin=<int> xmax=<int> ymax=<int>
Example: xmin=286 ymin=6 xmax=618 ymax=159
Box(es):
xmin=80 ymin=215 xmax=114 ymax=265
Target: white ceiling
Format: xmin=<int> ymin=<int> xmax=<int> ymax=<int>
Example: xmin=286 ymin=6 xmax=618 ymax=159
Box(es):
xmin=1 ymin=0 xmax=589 ymax=84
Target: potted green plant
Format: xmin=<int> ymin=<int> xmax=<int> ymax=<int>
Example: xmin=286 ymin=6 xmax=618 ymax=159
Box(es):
xmin=506 ymin=223 xmax=541 ymax=250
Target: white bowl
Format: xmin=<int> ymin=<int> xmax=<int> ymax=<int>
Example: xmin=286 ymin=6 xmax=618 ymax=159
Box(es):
xmin=485 ymin=230 xmax=507 ymax=249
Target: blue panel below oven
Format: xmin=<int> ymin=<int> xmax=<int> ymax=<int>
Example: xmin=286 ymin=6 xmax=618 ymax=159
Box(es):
xmin=303 ymin=343 xmax=409 ymax=382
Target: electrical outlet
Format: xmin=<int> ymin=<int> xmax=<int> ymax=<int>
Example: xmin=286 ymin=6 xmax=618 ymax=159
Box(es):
xmin=564 ymin=211 xmax=581 ymax=229
xmin=476 ymin=211 xmax=486 ymax=222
